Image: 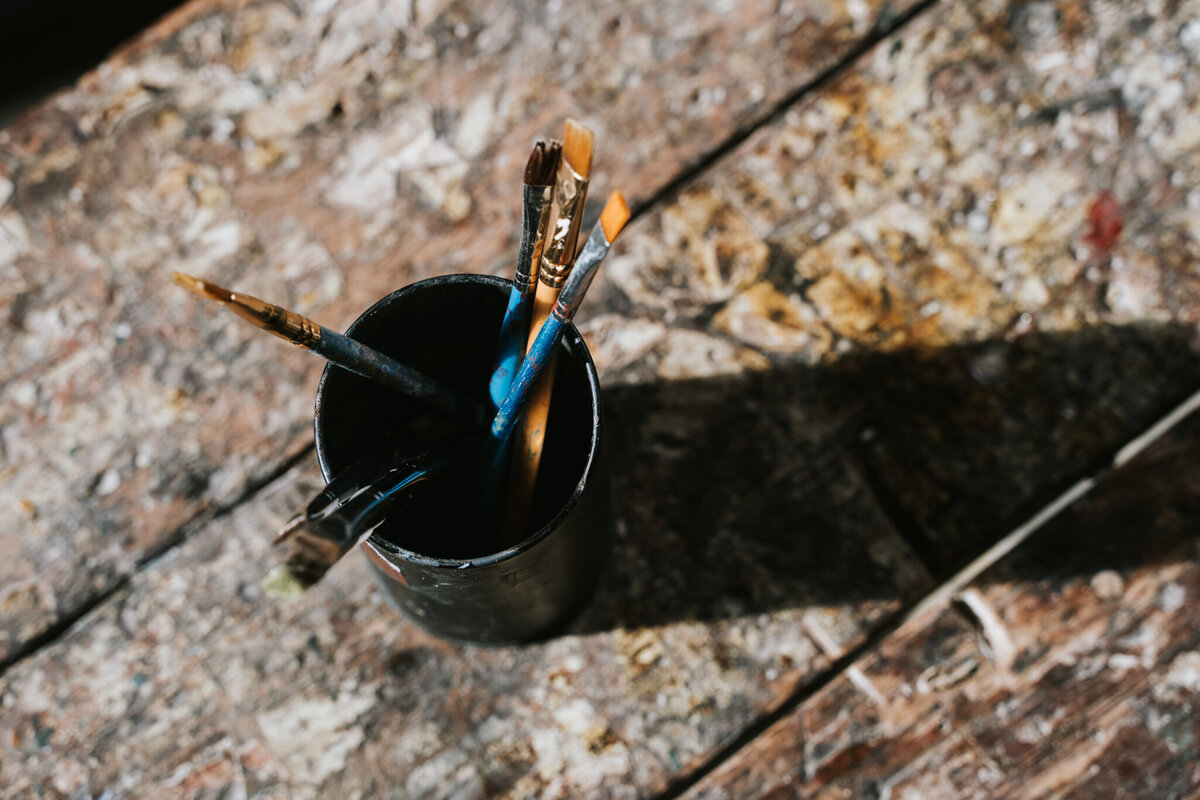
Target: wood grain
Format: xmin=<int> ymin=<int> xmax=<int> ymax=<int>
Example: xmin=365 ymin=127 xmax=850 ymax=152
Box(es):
xmin=0 ymin=0 xmax=923 ymax=660
xmin=2 ymin=0 xmax=1199 ymax=794
xmin=0 ymin=432 xmax=931 ymax=797
xmin=580 ymin=0 xmax=1200 ymax=575
xmin=685 ymin=410 xmax=1200 ymax=799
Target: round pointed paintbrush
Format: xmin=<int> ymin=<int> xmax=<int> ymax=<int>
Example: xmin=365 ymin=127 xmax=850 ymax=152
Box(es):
xmin=172 ymin=271 xmax=481 ymax=418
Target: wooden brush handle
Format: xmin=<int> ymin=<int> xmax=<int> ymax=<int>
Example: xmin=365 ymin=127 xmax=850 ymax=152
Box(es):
xmin=501 ymin=281 xmax=561 ymax=546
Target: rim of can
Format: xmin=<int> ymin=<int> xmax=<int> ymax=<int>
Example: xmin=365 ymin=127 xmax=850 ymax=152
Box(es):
xmin=313 ymin=273 xmax=603 ymax=571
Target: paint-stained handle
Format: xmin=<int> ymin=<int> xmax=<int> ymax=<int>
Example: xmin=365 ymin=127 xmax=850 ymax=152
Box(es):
xmin=491 ymin=313 xmax=566 ymax=441
xmin=318 ymin=327 xmax=478 ymax=419
xmin=488 ymin=286 xmax=532 ymax=407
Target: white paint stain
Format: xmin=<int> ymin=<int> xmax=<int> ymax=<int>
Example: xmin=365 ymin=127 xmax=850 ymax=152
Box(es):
xmin=1159 ymin=583 xmax=1186 ymax=613
xmin=0 ymin=210 xmax=30 ymax=269
xmin=957 ymin=588 xmax=1016 ymax=669
xmin=1090 ymin=570 xmax=1125 ymax=600
xmin=455 ymin=90 xmax=496 ymax=158
xmin=1107 ymin=652 xmax=1140 ymax=671
xmin=991 ymin=169 xmax=1082 ymax=244
xmin=95 ymin=468 xmax=122 ymax=497
xmin=196 ymin=220 xmax=243 ymax=264
xmin=1165 ymin=651 xmax=1200 ymax=692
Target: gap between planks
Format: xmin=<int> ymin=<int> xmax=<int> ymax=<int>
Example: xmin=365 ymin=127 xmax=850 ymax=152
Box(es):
xmin=654 ymin=383 xmax=1200 ymax=800
xmin=0 ymin=444 xmax=315 ymax=677
xmin=0 ymin=0 xmax=944 ymax=674
xmin=627 ymin=0 xmax=943 ymax=222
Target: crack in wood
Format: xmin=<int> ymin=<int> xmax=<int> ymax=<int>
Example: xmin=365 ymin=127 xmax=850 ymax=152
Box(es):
xmin=651 ymin=384 xmax=1200 ymax=800
xmin=0 ymin=443 xmax=315 ymax=677
xmin=0 ymin=0 xmax=944 ymax=677
xmin=628 ymin=0 xmax=943 ymax=225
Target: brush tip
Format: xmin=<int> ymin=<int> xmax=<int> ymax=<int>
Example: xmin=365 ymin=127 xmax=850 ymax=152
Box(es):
xmin=261 ymin=565 xmax=312 ymax=599
xmin=600 ymin=192 xmax=630 ymax=242
xmin=173 ymin=271 xmax=233 ymax=303
xmin=562 ymin=118 xmax=594 ymax=179
xmin=545 ymin=139 xmax=562 ymax=176
xmin=524 ymin=139 xmax=561 ymax=186
xmin=172 ymin=270 xmax=204 ymax=293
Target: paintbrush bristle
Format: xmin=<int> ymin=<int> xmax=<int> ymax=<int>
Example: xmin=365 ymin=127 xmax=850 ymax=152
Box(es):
xmin=173 ymin=271 xmax=233 ymax=303
xmin=524 ymin=139 xmax=561 ymax=186
xmin=562 ymin=119 xmax=593 ymax=180
xmin=261 ymin=565 xmax=312 ymax=599
xmin=599 ymin=192 xmax=630 ymax=243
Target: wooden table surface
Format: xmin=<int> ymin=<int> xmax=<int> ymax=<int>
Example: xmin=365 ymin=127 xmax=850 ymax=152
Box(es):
xmin=2 ymin=0 xmax=1199 ymax=796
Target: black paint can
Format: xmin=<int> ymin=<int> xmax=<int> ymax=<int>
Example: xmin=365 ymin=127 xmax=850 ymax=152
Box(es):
xmin=313 ymin=274 xmax=613 ymax=644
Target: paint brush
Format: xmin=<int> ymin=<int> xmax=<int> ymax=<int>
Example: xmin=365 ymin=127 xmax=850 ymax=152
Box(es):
xmin=488 ymin=139 xmax=561 ymax=407
xmin=502 ymin=120 xmax=594 ymax=540
xmin=173 ymin=272 xmax=481 ymax=419
xmin=492 ymin=191 xmax=629 ymax=443
xmin=265 ymin=438 xmax=481 ymax=596
xmin=539 ymin=119 xmax=594 ymax=289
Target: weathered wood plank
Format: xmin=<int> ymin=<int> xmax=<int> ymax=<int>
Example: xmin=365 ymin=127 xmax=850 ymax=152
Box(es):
xmin=684 ymin=408 xmax=1200 ymax=799
xmin=4 ymin=0 xmax=1199 ymax=792
xmin=0 ymin=411 xmax=931 ymax=797
xmin=587 ymin=0 xmax=1200 ymax=575
xmin=0 ymin=0 xmax=924 ymax=659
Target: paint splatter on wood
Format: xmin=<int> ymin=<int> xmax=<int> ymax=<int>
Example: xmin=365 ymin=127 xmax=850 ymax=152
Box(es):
xmin=1083 ymin=190 xmax=1124 ymax=255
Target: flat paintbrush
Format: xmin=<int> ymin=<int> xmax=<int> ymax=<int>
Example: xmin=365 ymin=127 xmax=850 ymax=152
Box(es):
xmin=265 ymin=437 xmax=481 ymax=596
xmin=488 ymin=139 xmax=561 ymax=407
xmin=173 ymin=272 xmax=481 ymax=419
xmin=503 ymin=119 xmax=593 ymax=540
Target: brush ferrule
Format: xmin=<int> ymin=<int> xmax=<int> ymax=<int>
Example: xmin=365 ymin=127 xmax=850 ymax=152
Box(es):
xmin=516 ymin=184 xmax=554 ymax=289
xmin=541 ymin=161 xmax=588 ymax=270
xmin=555 ymin=223 xmax=609 ymax=319
xmin=538 ymin=255 xmax=573 ymax=288
xmin=279 ymin=311 xmax=322 ymax=348
xmin=228 ymin=295 xmax=322 ymax=349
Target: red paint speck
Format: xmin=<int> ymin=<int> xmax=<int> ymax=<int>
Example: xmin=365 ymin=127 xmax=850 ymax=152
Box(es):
xmin=1083 ymin=190 xmax=1123 ymax=254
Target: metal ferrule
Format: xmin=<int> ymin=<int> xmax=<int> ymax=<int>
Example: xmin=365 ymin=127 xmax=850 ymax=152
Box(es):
xmin=284 ymin=528 xmax=348 ymax=569
xmin=555 ymin=223 xmax=609 ymax=320
xmin=272 ymin=307 xmax=322 ymax=349
xmin=538 ymin=254 xmax=573 ymax=288
xmin=228 ymin=296 xmax=322 ymax=349
xmin=516 ymin=184 xmax=554 ymax=290
xmin=539 ymin=163 xmax=589 ymax=285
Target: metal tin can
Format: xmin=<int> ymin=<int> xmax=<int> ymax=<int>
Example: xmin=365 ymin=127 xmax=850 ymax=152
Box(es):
xmin=314 ymin=274 xmax=612 ymax=644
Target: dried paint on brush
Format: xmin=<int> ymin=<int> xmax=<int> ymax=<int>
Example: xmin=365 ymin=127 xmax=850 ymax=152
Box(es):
xmin=501 ymin=120 xmax=596 ymax=543
xmin=173 ymin=271 xmax=480 ymax=416
xmin=492 ymin=192 xmax=629 ymax=442
xmin=540 ymin=120 xmax=594 ymax=281
xmin=490 ymin=140 xmax=563 ymax=407
xmin=516 ymin=139 xmax=562 ymax=289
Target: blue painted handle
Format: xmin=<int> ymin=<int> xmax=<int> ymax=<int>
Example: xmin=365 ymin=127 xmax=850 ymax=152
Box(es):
xmin=491 ymin=313 xmax=566 ymax=440
xmin=488 ymin=285 xmax=532 ymax=407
